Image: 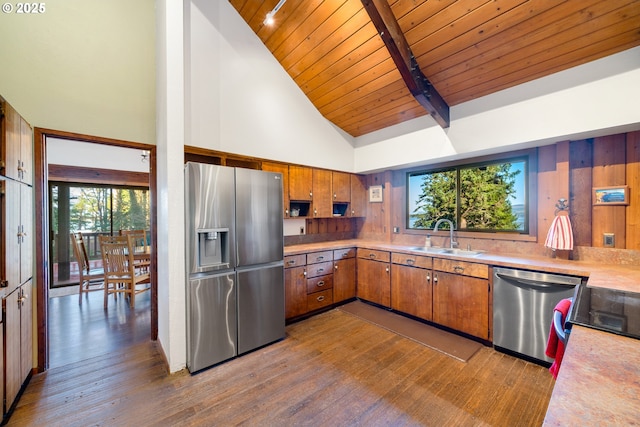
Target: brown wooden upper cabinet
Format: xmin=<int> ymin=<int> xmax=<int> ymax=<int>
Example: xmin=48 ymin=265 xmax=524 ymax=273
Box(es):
xmin=263 ymin=162 xmax=366 ymax=218
xmin=332 ymin=171 xmax=350 ymax=202
xmin=289 ymin=165 xmax=313 ymax=201
xmin=312 ymin=169 xmax=332 ymax=218
xmin=350 ymin=174 xmax=367 ymax=217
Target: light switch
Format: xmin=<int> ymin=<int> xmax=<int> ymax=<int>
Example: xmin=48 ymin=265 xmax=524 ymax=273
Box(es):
xmin=603 ymin=233 xmax=615 ymax=247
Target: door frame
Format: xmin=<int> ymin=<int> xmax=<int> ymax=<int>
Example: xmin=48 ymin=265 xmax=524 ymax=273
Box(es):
xmin=33 ymin=127 xmax=158 ymax=372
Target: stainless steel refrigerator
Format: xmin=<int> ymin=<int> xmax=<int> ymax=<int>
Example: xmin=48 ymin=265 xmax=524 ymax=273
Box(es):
xmin=185 ymin=162 xmax=285 ymax=373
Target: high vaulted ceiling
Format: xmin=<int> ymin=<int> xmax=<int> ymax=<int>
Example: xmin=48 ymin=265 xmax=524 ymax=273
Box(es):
xmin=230 ymin=0 xmax=640 ymax=137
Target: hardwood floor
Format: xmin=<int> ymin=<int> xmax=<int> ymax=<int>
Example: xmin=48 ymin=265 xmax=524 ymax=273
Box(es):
xmin=11 ymin=293 xmax=554 ymax=426
xmin=48 ymin=286 xmax=151 ymax=368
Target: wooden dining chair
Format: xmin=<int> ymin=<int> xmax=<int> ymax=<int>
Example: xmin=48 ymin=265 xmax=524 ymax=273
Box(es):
xmin=119 ymin=229 xmax=150 ymax=272
xmin=70 ymin=232 xmax=104 ymax=304
xmin=99 ymin=234 xmax=150 ymax=308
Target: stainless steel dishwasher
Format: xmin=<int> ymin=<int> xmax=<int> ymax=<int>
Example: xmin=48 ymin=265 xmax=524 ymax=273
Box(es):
xmin=493 ymin=267 xmax=584 ymax=364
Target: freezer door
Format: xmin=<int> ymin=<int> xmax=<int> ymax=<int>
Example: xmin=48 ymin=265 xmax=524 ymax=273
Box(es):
xmin=235 ymin=168 xmax=284 ymax=267
xmin=187 ymin=272 xmax=237 ymax=372
xmin=237 ymin=263 xmax=285 ymax=354
xmin=185 ymin=162 xmax=236 ymax=274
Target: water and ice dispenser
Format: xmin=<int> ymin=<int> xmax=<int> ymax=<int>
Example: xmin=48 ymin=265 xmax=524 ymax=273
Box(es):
xmin=197 ymin=228 xmax=230 ymax=270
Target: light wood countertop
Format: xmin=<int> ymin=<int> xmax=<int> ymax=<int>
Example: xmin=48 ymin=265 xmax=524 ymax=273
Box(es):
xmin=285 ymin=239 xmax=640 ymax=425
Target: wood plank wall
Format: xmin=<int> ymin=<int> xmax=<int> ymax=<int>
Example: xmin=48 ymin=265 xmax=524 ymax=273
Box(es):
xmin=538 ymin=142 xmax=570 ymax=256
xmin=591 ymin=134 xmax=627 ymax=248
xmin=566 ymin=131 xmax=639 ymax=250
xmin=627 ymin=131 xmax=640 ymax=251
xmin=569 ymin=140 xmax=593 ymax=246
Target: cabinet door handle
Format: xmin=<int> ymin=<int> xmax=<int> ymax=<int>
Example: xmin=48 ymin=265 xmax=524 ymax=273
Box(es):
xmin=454 ymin=266 xmax=464 ymax=273
xmin=316 ymin=256 xmax=324 ymax=261
xmin=303 ymin=270 xmax=307 ymax=277
xmin=317 ymin=268 xmax=324 ymax=273
xmin=406 ymin=258 xmax=415 ymax=265
xmin=317 ymin=281 xmax=325 ymax=287
xmin=333 ymin=193 xmax=337 ymax=199
xmin=287 ymin=260 xmax=296 ymax=266
xmin=385 ymin=267 xmax=389 ymax=273
xmin=434 ymin=273 xmax=438 ymax=284
xmin=334 ymin=265 xmax=338 ymax=270
xmin=369 ymin=253 xmax=376 ymax=259
xmin=317 ymin=295 xmax=325 ymax=302
xmin=309 ymin=191 xmax=313 ymax=198
xmin=426 ymin=273 xmax=431 ymax=282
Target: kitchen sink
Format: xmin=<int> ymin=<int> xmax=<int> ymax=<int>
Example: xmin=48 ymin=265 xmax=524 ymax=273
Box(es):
xmin=410 ymin=246 xmax=448 ymax=253
xmin=409 ymin=247 xmax=485 ymax=257
xmin=441 ymin=248 xmax=485 ymax=257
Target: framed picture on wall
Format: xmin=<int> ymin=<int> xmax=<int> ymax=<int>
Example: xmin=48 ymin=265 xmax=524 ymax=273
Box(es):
xmin=593 ymin=185 xmax=629 ymax=205
xmin=369 ymin=185 xmax=383 ymax=203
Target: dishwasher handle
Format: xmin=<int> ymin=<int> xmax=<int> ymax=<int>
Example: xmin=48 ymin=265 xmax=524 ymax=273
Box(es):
xmin=495 ymin=273 xmax=577 ymax=290
xmin=552 ymin=297 xmax=573 ymax=345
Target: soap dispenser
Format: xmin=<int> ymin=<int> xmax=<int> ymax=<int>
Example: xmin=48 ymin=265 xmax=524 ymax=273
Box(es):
xmin=424 ymin=234 xmax=432 ymax=248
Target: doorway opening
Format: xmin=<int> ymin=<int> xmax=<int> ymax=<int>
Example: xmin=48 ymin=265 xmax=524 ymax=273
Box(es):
xmin=34 ymin=128 xmax=157 ymax=372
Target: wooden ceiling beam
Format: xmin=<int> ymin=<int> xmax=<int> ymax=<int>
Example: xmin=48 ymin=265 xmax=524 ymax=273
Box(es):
xmin=361 ymin=0 xmax=450 ymax=128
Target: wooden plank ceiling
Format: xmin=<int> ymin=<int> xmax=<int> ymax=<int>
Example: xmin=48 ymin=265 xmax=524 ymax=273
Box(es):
xmin=230 ymin=0 xmax=640 ymax=137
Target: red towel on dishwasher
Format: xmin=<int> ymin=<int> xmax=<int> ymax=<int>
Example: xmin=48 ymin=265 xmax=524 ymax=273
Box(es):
xmin=545 ymin=298 xmax=572 ymax=379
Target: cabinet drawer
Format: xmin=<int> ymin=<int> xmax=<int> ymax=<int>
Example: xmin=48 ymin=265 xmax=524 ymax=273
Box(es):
xmin=306 ymin=261 xmax=333 ymax=278
xmin=285 ymin=254 xmax=306 ymax=269
xmin=433 ymin=258 xmax=488 ymax=279
xmin=307 ymin=289 xmax=333 ymax=311
xmin=357 ymin=248 xmax=390 ymax=263
xmin=307 ymin=250 xmax=333 ymax=264
xmin=391 ymin=252 xmax=432 ymax=269
xmin=307 ymin=274 xmax=333 ymax=294
xmin=334 ymin=247 xmax=356 ymax=260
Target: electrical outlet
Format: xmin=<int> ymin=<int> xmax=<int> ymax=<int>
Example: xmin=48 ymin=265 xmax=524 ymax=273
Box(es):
xmin=393 ymin=226 xmax=400 ymax=233
xmin=603 ymin=233 xmax=615 ymax=247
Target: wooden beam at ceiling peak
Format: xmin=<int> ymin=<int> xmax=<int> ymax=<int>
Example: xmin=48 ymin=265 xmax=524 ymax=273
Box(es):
xmin=361 ymin=0 xmax=450 ymax=128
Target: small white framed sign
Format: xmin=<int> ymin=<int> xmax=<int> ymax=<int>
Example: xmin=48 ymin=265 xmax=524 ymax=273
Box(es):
xmin=369 ymin=185 xmax=383 ymax=203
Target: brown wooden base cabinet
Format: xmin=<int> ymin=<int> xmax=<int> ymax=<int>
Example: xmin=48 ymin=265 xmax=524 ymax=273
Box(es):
xmin=433 ymin=259 xmax=490 ymax=340
xmin=390 ymin=252 xmax=433 ymax=321
xmin=305 ymin=250 xmax=334 ymax=311
xmin=356 ymin=249 xmax=390 ymax=307
xmin=284 ymin=255 xmax=307 ymax=319
xmin=333 ymin=248 xmax=356 ymax=302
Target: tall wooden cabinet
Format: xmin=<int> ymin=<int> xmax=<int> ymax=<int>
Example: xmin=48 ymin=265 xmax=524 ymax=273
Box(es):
xmin=1 ymin=96 xmax=34 ymax=419
xmin=3 ymin=282 xmax=32 ymax=412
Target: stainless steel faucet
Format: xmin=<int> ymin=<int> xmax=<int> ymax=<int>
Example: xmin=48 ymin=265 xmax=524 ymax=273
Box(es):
xmin=433 ymin=218 xmax=457 ymax=249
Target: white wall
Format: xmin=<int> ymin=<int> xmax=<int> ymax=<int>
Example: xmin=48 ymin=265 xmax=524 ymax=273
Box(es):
xmin=187 ymin=1 xmax=355 ymax=172
xmin=156 ymin=0 xmax=187 ymax=374
xmin=0 ymin=0 xmax=156 ymax=145
xmin=354 ymin=47 xmax=640 ymax=172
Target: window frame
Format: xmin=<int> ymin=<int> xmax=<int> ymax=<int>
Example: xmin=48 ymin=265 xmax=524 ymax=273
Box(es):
xmin=404 ymin=149 xmax=537 ymax=239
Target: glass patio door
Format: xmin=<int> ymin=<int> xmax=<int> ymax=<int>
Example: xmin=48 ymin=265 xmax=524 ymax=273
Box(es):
xmin=50 ymin=183 xmax=149 ymax=288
